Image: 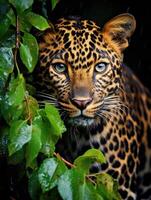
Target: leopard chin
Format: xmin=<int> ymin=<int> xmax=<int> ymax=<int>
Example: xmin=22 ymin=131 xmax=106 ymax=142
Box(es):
xmin=67 ymin=116 xmax=95 ymax=127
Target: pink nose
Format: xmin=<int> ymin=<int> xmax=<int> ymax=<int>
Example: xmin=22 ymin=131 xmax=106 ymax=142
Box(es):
xmin=71 ymin=98 xmax=92 ymax=109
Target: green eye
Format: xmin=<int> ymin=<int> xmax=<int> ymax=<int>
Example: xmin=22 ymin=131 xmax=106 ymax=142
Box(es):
xmin=53 ymin=63 xmax=67 ymax=73
xmin=95 ymin=62 xmax=108 ymax=73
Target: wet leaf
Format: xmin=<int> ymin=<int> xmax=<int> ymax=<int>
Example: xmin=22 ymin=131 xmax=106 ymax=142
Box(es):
xmin=33 ymin=113 xmax=56 ymax=156
xmin=45 ymin=104 xmax=66 ymax=137
xmin=6 ymin=74 xmax=25 ymax=106
xmin=9 ymin=0 xmax=34 ymax=13
xmin=26 ymin=12 xmax=50 ymax=30
xmin=51 ymin=0 xmax=57 ymax=10
xmin=19 ymin=32 xmax=38 ymax=72
xmin=0 ymin=15 xmax=11 ymax=38
xmin=0 ymin=31 xmax=15 ymax=48
xmin=26 ymin=123 xmax=42 ymax=167
xmin=0 ymin=47 xmax=14 ymax=95
xmin=8 ymin=120 xmax=32 ymax=155
xmin=23 ymin=95 xmax=39 ymax=121
xmin=58 ymin=168 xmax=103 ymax=200
xmin=6 ymin=8 xmax=16 ymax=27
xmin=38 ymin=158 xmax=67 ymax=192
xmin=28 ymin=170 xmax=41 ymax=200
xmin=0 ymin=74 xmax=25 ymax=123
xmin=96 ymin=173 xmax=121 ymax=200
xmin=0 ymin=47 xmax=14 ymax=75
xmin=19 ymin=13 xmax=32 ymax=32
xmin=1 ymin=102 xmax=24 ymax=125
xmin=74 ymin=148 xmax=106 ymax=173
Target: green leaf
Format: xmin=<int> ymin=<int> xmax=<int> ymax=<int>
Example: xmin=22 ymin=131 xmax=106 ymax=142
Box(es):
xmin=8 ymin=120 xmax=32 ymax=156
xmin=0 ymin=31 xmax=15 ymax=48
xmin=51 ymin=0 xmax=57 ymax=10
xmin=0 ymin=74 xmax=25 ymax=123
xmin=74 ymin=148 xmax=106 ymax=173
xmin=0 ymin=15 xmax=11 ymax=38
xmin=28 ymin=170 xmax=41 ymax=200
xmin=96 ymin=173 xmax=121 ymax=200
xmin=9 ymin=0 xmax=34 ymax=13
xmin=45 ymin=104 xmax=66 ymax=137
xmin=6 ymin=74 xmax=25 ymax=106
xmin=58 ymin=168 xmax=103 ymax=200
xmin=26 ymin=12 xmax=50 ymax=30
xmin=19 ymin=13 xmax=32 ymax=32
xmin=26 ymin=83 xmax=36 ymax=96
xmin=0 ymin=47 xmax=14 ymax=94
xmin=33 ymin=113 xmax=56 ymax=156
xmin=23 ymin=95 xmax=39 ymax=121
xmin=6 ymin=8 xmax=16 ymax=27
xmin=1 ymin=102 xmax=24 ymax=125
xmin=26 ymin=123 xmax=42 ymax=167
xmin=6 ymin=7 xmax=32 ymax=32
xmin=0 ymin=1 xmax=10 ymax=19
xmin=0 ymin=47 xmax=14 ymax=75
xmin=19 ymin=32 xmax=38 ymax=72
xmin=38 ymin=158 xmax=67 ymax=192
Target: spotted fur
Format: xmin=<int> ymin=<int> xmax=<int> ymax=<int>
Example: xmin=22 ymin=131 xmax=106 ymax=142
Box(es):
xmin=35 ymin=14 xmax=151 ymax=200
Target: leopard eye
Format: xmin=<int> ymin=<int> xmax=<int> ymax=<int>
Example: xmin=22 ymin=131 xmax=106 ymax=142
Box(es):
xmin=53 ymin=63 xmax=67 ymax=73
xmin=95 ymin=62 xmax=108 ymax=73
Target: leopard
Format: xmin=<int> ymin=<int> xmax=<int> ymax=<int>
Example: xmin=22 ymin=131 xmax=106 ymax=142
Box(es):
xmin=35 ymin=13 xmax=151 ymax=200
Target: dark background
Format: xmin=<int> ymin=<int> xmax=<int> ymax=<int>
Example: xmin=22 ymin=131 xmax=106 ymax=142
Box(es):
xmin=1 ymin=1 xmax=151 ymax=198
xmin=38 ymin=0 xmax=151 ymax=91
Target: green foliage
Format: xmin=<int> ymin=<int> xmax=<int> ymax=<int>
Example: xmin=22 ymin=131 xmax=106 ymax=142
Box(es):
xmin=9 ymin=0 xmax=34 ymax=13
xmin=19 ymin=32 xmax=39 ymax=72
xmin=38 ymin=158 xmax=67 ymax=192
xmin=74 ymin=148 xmax=106 ymax=173
xmin=26 ymin=12 xmax=50 ymax=31
xmin=51 ymin=0 xmax=58 ymax=10
xmin=96 ymin=173 xmax=121 ymax=200
xmin=45 ymin=104 xmax=66 ymax=136
xmin=0 ymin=0 xmax=121 ymax=199
xmin=58 ymin=168 xmax=102 ymax=200
xmin=8 ymin=120 xmax=32 ymax=155
xmin=0 ymin=47 xmax=14 ymax=75
xmin=0 ymin=47 xmax=14 ymax=94
xmin=25 ymin=123 xmax=42 ymax=167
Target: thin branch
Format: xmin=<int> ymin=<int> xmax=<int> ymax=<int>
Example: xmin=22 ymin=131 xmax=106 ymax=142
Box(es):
xmin=86 ymin=176 xmax=96 ymax=185
xmin=24 ymin=94 xmax=32 ymax=124
xmin=87 ymin=172 xmax=102 ymax=177
xmin=53 ymin=152 xmax=75 ymax=168
xmin=54 ymin=152 xmax=98 ymax=185
xmin=12 ymin=7 xmax=20 ymax=74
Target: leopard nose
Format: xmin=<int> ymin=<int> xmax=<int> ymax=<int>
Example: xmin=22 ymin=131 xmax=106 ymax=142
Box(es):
xmin=71 ymin=98 xmax=92 ymax=110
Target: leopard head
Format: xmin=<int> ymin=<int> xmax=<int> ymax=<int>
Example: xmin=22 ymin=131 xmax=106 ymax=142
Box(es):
xmin=38 ymin=14 xmax=136 ymax=126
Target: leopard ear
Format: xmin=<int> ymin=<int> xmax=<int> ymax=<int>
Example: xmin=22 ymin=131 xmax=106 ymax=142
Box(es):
xmin=102 ymin=13 xmax=136 ymax=53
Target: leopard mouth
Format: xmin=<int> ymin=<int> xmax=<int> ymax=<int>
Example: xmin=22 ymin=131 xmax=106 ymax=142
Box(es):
xmin=67 ymin=116 xmax=95 ymax=126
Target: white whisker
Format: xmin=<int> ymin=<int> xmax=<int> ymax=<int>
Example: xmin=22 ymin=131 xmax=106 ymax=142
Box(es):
xmin=95 ymin=92 xmax=128 ymax=122
xmin=36 ymin=93 xmax=57 ymax=101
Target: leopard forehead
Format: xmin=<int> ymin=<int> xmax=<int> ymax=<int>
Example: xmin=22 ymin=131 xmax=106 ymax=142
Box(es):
xmin=40 ymin=17 xmax=120 ymax=70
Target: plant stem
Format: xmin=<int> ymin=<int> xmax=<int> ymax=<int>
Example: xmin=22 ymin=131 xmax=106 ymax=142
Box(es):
xmin=24 ymin=94 xmax=32 ymax=124
xmin=12 ymin=7 xmax=20 ymax=74
xmin=53 ymin=152 xmax=97 ymax=185
xmin=86 ymin=176 xmax=96 ymax=185
xmin=87 ymin=172 xmax=102 ymax=177
xmin=53 ymin=152 xmax=75 ymax=168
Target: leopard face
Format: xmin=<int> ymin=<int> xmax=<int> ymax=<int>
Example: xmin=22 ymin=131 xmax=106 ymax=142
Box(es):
xmin=38 ymin=14 xmax=135 ymax=127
